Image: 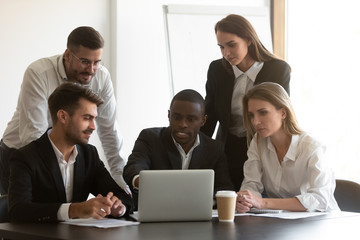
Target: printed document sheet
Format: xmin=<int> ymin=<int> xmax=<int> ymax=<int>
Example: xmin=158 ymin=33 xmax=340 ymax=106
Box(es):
xmin=212 ymin=210 xmax=327 ymax=219
xmin=61 ymin=218 xmax=139 ymax=228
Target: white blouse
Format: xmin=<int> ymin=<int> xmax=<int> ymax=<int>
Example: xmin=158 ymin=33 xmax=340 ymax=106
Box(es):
xmin=240 ymin=133 xmax=339 ymax=212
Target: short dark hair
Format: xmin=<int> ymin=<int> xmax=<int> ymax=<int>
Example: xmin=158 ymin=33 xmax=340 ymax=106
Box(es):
xmin=170 ymin=89 xmax=205 ymax=114
xmin=67 ymin=26 xmax=104 ymax=53
xmin=48 ymin=82 xmax=104 ymax=124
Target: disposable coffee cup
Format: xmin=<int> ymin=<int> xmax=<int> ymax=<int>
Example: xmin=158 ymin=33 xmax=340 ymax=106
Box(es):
xmin=216 ymin=190 xmax=237 ymax=222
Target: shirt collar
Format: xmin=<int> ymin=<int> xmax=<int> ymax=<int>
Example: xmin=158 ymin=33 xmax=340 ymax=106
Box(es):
xmin=266 ymin=134 xmax=299 ymax=162
xmin=58 ymin=53 xmax=68 ymax=81
xmin=285 ymin=135 xmax=299 ymax=161
xmin=47 ymin=129 xmax=78 ymax=164
xmin=232 ymin=65 xmax=243 ymax=79
xmin=232 ymin=61 xmax=264 ymax=82
xmin=172 ymin=134 xmax=200 ymax=154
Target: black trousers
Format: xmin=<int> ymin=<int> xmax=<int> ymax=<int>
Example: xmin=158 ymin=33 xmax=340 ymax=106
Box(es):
xmin=0 ymin=140 xmax=16 ymax=195
xmin=224 ymin=134 xmax=248 ymax=192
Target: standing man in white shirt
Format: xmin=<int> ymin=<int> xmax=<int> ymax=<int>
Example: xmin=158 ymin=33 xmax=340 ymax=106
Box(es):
xmin=0 ymin=26 xmax=130 ymax=194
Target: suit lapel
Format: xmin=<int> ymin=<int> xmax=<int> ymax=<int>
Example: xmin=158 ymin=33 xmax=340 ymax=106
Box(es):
xmin=162 ymin=128 xmax=182 ymax=169
xmin=36 ymin=133 xmax=67 ymax=203
xmin=188 ymin=133 xmax=206 ymax=169
xmin=72 ymin=145 xmax=85 ymax=202
xmin=217 ymin=67 xmax=235 ymax=134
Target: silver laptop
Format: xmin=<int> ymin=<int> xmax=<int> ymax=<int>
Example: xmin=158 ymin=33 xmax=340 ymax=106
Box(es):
xmin=137 ymin=169 xmax=214 ymax=222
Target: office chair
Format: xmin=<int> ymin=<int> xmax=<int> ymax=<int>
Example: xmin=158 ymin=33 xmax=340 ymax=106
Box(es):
xmin=0 ymin=195 xmax=9 ymax=223
xmin=334 ymin=179 xmax=360 ymax=212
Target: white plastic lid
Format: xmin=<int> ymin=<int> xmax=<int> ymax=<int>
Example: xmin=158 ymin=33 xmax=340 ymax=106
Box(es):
xmin=215 ymin=190 xmax=237 ymax=197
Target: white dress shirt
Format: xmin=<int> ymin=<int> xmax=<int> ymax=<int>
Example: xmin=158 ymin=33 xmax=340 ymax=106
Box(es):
xmin=240 ymin=133 xmax=339 ymax=212
xmin=229 ymin=62 xmax=264 ymax=137
xmin=48 ymin=132 xmax=126 ymax=220
xmin=131 ymin=134 xmax=201 ymax=188
xmin=47 ymin=131 xmax=77 ymax=221
xmin=172 ymin=134 xmax=200 ymax=169
xmin=2 ymin=54 xmax=128 ymax=189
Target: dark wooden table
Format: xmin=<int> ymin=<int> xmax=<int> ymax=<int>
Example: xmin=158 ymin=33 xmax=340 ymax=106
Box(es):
xmin=0 ymin=212 xmax=359 ymax=240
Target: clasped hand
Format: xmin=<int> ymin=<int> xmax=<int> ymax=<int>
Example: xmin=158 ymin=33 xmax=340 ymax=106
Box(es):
xmin=236 ymin=190 xmax=263 ymax=213
xmin=69 ymin=192 xmax=125 ymax=219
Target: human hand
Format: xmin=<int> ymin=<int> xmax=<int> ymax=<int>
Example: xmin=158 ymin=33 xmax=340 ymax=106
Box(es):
xmin=236 ymin=190 xmax=252 ymax=213
xmin=69 ymin=193 xmax=116 ymax=219
xmin=105 ymin=192 xmax=126 ymax=217
xmin=236 ymin=190 xmax=263 ymax=213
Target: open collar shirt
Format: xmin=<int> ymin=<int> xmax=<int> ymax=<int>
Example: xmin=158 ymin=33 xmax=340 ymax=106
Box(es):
xmin=229 ymin=62 xmax=264 ymax=137
xmin=241 ymin=133 xmax=339 ymax=212
xmin=172 ymin=134 xmax=200 ymax=169
xmin=2 ymin=54 xmax=127 ymax=189
xmin=131 ymin=134 xmax=201 ymax=189
xmin=47 ymin=130 xmax=77 ymax=220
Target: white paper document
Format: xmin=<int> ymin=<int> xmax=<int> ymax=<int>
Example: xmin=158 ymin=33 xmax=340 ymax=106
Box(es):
xmin=61 ymin=218 xmax=140 ymax=228
xmin=212 ymin=210 xmax=253 ymax=217
xmin=212 ymin=209 xmax=327 ymax=219
xmin=248 ymin=208 xmax=283 ymax=214
xmin=251 ymin=211 xmax=327 ymax=219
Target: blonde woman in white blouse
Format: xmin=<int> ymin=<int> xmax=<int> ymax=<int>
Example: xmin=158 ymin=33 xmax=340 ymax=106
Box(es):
xmin=236 ymin=82 xmax=339 ymax=213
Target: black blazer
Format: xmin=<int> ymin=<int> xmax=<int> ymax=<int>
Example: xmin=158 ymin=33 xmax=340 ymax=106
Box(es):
xmin=8 ymin=132 xmax=133 ymax=222
xmin=201 ymin=58 xmax=290 ymax=142
xmin=123 ymin=127 xmax=234 ymax=194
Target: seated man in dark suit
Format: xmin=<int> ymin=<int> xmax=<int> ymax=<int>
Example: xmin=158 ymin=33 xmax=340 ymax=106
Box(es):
xmin=8 ymin=83 xmax=133 ymax=222
xmin=123 ymin=89 xmax=234 ymax=208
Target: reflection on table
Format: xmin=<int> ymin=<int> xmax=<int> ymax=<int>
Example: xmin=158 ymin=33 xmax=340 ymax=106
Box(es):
xmin=0 ymin=211 xmax=359 ymax=240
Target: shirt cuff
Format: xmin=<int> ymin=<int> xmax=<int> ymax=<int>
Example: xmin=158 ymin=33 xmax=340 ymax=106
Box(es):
xmin=132 ymin=175 xmax=140 ymax=190
xmin=57 ymin=203 xmax=71 ymax=221
xmin=296 ymin=194 xmax=320 ymax=212
xmin=120 ymin=206 xmax=127 ymax=217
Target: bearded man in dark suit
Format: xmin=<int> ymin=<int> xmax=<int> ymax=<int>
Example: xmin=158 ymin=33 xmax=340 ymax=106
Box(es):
xmin=8 ymin=82 xmax=133 ymax=222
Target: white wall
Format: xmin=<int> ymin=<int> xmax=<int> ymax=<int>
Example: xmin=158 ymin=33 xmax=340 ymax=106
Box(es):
xmin=114 ymin=0 xmax=269 ymax=158
xmin=0 ymin=0 xmax=269 ymax=161
xmin=0 ymin=0 xmax=112 ymax=159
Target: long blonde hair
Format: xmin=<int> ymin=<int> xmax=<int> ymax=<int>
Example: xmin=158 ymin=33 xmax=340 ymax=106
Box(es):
xmin=242 ymin=82 xmax=302 ymax=146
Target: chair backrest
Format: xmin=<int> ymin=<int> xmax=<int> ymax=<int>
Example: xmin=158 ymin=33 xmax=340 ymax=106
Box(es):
xmin=334 ymin=179 xmax=360 ymax=212
xmin=0 ymin=195 xmax=9 ymax=222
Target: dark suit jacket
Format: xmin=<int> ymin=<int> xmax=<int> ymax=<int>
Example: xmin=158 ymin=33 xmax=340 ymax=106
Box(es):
xmin=123 ymin=127 xmax=234 ymax=201
xmin=8 ymin=132 xmax=133 ymax=222
xmin=201 ymin=58 xmax=290 ymax=142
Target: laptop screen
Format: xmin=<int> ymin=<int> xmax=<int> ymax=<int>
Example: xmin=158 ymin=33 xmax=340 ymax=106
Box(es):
xmin=137 ymin=169 xmax=214 ymax=222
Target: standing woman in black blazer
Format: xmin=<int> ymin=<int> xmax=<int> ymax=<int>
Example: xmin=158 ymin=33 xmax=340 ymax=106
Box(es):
xmin=201 ymin=14 xmax=290 ymax=191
